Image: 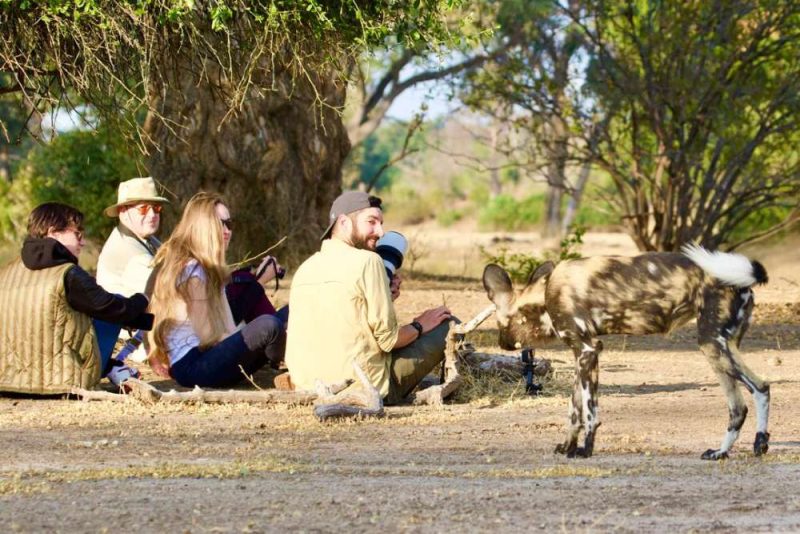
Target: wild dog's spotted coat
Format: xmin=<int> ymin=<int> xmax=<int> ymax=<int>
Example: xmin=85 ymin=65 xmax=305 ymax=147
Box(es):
xmin=483 ymin=245 xmax=769 ymax=460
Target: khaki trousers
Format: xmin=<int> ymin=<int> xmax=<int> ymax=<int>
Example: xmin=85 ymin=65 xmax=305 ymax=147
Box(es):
xmin=386 ymin=320 xmax=451 ymax=405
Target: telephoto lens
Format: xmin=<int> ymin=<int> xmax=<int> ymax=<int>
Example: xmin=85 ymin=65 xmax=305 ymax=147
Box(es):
xmin=376 ymin=231 xmax=408 ymax=280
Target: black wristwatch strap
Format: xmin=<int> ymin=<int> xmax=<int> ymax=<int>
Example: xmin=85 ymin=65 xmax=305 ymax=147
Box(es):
xmin=410 ymin=320 xmax=424 ymax=339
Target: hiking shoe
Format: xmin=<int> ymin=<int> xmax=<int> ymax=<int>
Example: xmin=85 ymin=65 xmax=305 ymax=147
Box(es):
xmin=107 ymin=360 xmax=140 ymax=389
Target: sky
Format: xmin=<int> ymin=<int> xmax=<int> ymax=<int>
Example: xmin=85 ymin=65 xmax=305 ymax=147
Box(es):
xmin=384 ymin=80 xmax=460 ymax=121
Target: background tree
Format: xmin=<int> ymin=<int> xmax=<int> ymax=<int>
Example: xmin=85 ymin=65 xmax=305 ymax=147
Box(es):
xmin=344 ymin=116 xmax=426 ymax=193
xmin=341 ymin=2 xmax=516 ymax=197
xmin=573 ymin=0 xmax=800 ymax=250
xmin=13 ymin=125 xmax=144 ymax=239
xmin=0 ymin=73 xmax=40 ymax=183
xmin=0 ymin=1 xmax=459 ymax=262
xmin=459 ymin=0 xmax=595 ymax=238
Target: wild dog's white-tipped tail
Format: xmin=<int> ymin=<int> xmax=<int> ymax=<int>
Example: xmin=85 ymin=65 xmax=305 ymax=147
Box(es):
xmin=681 ymin=243 xmax=767 ymax=287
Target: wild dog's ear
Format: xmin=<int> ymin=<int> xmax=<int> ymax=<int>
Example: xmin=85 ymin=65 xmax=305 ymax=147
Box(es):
xmin=525 ymin=261 xmax=554 ymax=287
xmin=483 ymin=264 xmax=514 ymax=312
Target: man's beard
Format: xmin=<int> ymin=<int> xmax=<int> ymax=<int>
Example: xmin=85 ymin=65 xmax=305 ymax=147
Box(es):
xmin=350 ymin=228 xmax=378 ymax=251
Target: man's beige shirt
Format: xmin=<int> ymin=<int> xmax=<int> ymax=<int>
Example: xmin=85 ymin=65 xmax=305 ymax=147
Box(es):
xmin=285 ymin=238 xmax=399 ymax=396
xmin=97 ymin=226 xmax=158 ymax=297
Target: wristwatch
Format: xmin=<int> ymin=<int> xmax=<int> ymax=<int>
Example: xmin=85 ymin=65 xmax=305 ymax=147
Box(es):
xmin=410 ymin=320 xmax=424 ymax=339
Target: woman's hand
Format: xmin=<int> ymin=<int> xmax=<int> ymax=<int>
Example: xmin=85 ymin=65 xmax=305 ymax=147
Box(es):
xmin=148 ymin=353 xmax=171 ymax=378
xmin=255 ymin=256 xmax=283 ymax=284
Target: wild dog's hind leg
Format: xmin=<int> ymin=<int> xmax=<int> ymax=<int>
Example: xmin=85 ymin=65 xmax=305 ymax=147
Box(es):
xmin=727 ymin=288 xmax=770 ymax=456
xmin=555 ymin=331 xmax=602 ymax=458
xmin=698 ymin=287 xmax=770 ymax=460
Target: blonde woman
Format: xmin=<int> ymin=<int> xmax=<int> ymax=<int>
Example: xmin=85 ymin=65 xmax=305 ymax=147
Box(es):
xmin=148 ymin=192 xmax=285 ymax=387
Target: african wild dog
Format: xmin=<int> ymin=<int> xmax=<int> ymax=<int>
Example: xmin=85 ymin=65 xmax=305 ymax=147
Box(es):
xmin=482 ymin=244 xmax=770 ymax=460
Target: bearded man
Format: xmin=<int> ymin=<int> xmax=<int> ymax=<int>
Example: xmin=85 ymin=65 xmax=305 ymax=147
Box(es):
xmin=284 ymin=191 xmax=451 ymax=403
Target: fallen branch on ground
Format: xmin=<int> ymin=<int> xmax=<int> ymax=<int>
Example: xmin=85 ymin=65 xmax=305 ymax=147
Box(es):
xmin=413 ymin=305 xmax=496 ymax=406
xmin=313 ymin=362 xmax=384 ymax=421
xmin=71 ymin=379 xmax=317 ymax=405
xmin=453 ymin=305 xmax=496 ymax=335
xmin=461 ymin=351 xmax=552 ymax=376
xmin=69 ymin=388 xmax=129 ymax=402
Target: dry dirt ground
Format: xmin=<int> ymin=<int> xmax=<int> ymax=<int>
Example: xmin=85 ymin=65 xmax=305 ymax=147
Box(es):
xmin=2 ymin=232 xmax=800 ymax=533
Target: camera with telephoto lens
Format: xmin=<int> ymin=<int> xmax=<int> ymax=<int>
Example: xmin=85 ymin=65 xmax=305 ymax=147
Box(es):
xmin=252 ymin=257 xmax=285 ymax=280
xmin=376 ymin=231 xmax=407 ymax=281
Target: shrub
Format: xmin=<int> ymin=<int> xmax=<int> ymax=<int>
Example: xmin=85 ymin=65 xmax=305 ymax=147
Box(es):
xmin=573 ymin=197 xmax=618 ymax=229
xmin=437 ymin=208 xmax=463 ymax=227
xmin=382 ymin=184 xmax=447 ymax=225
xmin=727 ymin=205 xmax=795 ymax=245
xmin=11 ymin=127 xmax=144 ymax=240
xmin=480 ymin=226 xmax=585 ymax=283
xmin=0 ymin=177 xmax=34 ymax=242
xmin=478 ymin=193 xmax=544 ymax=231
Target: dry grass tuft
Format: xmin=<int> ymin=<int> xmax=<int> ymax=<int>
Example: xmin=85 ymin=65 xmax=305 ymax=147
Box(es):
xmin=451 ymin=357 xmax=573 ymax=405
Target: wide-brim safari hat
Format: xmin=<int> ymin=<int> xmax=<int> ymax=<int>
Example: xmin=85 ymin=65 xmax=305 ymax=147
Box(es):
xmin=104 ymin=177 xmax=169 ymax=217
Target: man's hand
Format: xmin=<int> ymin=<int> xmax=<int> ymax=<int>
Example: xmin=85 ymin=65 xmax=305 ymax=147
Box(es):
xmin=392 ymin=305 xmax=453 ymax=351
xmin=414 ymin=305 xmax=452 ymax=334
xmin=390 ymin=273 xmax=402 ymax=301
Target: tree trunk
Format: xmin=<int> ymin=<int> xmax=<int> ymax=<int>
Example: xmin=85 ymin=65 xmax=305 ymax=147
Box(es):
xmin=0 ymin=145 xmax=9 ymax=182
xmin=488 ymin=121 xmax=502 ymax=198
xmin=144 ymin=58 xmax=350 ymax=265
xmin=542 ymin=114 xmax=568 ymax=238
xmin=561 ymin=159 xmax=591 ymax=234
xmin=543 ymin=184 xmax=563 ymax=238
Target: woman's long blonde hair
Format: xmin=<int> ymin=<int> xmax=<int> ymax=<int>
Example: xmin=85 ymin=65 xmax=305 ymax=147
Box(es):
xmin=149 ymin=192 xmax=230 ymax=368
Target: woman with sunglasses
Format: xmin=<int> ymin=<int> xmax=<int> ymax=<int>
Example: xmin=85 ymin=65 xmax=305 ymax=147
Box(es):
xmin=148 ymin=192 xmax=285 ymax=387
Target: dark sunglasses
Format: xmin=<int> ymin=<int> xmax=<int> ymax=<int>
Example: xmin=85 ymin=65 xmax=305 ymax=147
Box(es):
xmin=220 ymin=218 xmax=234 ymax=231
xmin=133 ymin=204 xmax=162 ymax=216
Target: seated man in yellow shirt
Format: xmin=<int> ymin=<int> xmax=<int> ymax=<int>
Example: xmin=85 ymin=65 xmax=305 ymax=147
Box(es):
xmin=285 ymin=191 xmax=451 ymax=403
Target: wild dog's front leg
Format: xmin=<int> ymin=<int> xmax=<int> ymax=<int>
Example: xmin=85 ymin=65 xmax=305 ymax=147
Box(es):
xmin=555 ymin=336 xmax=602 ymax=458
xmin=749 ymin=380 xmax=770 ymax=456
xmin=580 ymin=338 xmax=602 ymax=456
xmin=554 ymin=368 xmax=582 ymax=457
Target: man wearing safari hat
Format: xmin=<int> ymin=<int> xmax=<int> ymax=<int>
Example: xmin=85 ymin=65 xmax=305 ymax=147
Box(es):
xmin=284 ymin=191 xmax=452 ymax=402
xmin=96 ymin=177 xmax=168 ymax=363
xmin=97 ymin=177 xmax=169 ymax=298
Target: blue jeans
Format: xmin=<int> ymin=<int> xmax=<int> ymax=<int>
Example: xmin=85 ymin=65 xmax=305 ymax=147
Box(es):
xmin=274 ymin=305 xmax=289 ymax=326
xmin=93 ymin=320 xmax=122 ymax=376
xmin=170 ymin=315 xmax=284 ymax=388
